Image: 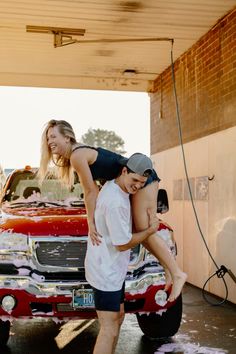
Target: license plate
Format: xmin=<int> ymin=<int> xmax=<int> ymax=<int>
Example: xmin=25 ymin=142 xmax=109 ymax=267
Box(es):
xmin=73 ymin=288 xmax=95 ymax=308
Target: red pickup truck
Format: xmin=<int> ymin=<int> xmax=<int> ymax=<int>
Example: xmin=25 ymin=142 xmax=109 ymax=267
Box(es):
xmin=0 ymin=167 xmax=182 ymax=346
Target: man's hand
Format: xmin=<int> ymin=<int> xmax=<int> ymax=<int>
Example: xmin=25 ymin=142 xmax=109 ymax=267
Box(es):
xmin=88 ymin=222 xmax=102 ymax=245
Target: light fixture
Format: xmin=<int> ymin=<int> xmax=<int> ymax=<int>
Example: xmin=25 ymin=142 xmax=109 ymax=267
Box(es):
xmin=123 ymin=69 xmax=137 ymax=76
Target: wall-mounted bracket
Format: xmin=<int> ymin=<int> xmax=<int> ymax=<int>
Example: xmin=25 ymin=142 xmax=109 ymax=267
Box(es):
xmin=26 ymin=25 xmax=173 ymax=48
xmin=26 ymin=25 xmax=86 ymax=48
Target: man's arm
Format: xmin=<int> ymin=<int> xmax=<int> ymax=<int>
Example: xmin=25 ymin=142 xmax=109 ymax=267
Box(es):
xmin=116 ymin=223 xmax=157 ymax=251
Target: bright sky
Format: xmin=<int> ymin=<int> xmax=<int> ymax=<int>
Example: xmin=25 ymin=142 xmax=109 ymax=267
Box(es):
xmin=0 ymin=86 xmax=150 ymax=169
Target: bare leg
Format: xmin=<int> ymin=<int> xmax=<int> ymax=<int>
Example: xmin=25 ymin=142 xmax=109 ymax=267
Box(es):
xmin=113 ymin=303 xmax=125 ymax=351
xmin=94 ymin=309 xmax=121 ymax=354
xmin=143 ymin=233 xmax=187 ymax=301
xmin=143 ymin=240 xmax=172 ymax=290
xmin=131 ymin=181 xmax=187 ymax=302
xmin=163 ymin=267 xmax=172 ymax=291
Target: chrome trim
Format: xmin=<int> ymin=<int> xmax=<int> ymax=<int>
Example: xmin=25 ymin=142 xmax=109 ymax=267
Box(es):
xmin=29 ymin=236 xmax=146 ymax=273
xmin=0 ymin=269 xmax=165 ymax=298
xmin=0 ymin=275 xmax=88 ymax=296
xmin=0 ymin=234 xmax=147 ymax=272
xmin=29 ymin=236 xmax=88 ymax=272
xmin=125 ymin=271 xmax=165 ymax=294
xmin=128 ymin=245 xmax=146 ymax=270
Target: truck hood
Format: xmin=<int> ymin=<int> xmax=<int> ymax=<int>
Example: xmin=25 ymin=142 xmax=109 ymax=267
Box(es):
xmin=0 ymin=206 xmax=88 ymax=236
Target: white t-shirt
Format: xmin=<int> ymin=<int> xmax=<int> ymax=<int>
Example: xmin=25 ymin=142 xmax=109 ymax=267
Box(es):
xmin=85 ymin=180 xmax=132 ymax=291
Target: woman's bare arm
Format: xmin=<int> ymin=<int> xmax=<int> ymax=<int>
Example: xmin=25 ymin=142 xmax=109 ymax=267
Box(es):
xmin=70 ymin=149 xmax=101 ymax=245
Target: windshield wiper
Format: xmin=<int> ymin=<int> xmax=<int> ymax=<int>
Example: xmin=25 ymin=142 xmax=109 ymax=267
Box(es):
xmin=69 ymin=200 xmax=85 ymax=207
xmin=8 ymin=201 xmax=67 ymax=208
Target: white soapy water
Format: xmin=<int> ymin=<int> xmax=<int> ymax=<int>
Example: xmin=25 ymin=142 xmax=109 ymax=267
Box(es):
xmin=0 ymin=232 xmax=29 ymax=251
xmin=155 ymin=342 xmax=228 ymax=353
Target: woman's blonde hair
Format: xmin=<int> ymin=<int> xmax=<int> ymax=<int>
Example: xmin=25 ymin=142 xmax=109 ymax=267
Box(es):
xmin=38 ymin=119 xmax=77 ymax=186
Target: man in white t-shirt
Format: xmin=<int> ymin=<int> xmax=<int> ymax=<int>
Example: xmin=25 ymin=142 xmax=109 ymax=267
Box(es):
xmin=85 ymin=153 xmax=159 ymax=354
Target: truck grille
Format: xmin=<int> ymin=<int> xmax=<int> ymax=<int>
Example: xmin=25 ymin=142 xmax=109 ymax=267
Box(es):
xmin=35 ymin=240 xmax=87 ymax=268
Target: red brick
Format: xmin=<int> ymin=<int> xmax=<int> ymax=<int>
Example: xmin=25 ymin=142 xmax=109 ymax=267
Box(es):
xmin=151 ymin=7 xmax=236 ymax=154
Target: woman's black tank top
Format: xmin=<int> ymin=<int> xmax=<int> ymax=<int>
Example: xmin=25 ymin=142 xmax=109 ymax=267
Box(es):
xmin=72 ymin=146 xmax=127 ymax=181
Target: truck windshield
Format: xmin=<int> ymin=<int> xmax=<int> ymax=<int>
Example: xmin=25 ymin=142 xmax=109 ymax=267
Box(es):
xmin=2 ymin=170 xmax=84 ymax=204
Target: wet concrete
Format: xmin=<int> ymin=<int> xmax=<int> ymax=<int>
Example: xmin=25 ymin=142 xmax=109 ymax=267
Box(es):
xmin=1 ymin=283 xmax=236 ymax=354
xmin=169 ymin=283 xmax=236 ymax=354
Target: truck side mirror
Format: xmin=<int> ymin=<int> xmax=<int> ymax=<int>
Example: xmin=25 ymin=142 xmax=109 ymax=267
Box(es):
xmin=157 ymin=188 xmax=169 ymax=214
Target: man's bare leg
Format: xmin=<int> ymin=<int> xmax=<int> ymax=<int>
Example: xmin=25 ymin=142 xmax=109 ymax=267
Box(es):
xmin=113 ymin=303 xmax=125 ymax=352
xmin=94 ymin=310 xmax=121 ymax=354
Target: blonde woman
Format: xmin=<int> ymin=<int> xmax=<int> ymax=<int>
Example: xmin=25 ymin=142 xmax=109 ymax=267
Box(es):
xmin=38 ymin=119 xmax=187 ymax=301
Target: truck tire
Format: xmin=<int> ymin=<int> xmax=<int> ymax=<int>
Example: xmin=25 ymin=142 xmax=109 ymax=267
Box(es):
xmin=0 ymin=320 xmax=10 ymax=346
xmin=136 ymin=294 xmax=182 ymax=339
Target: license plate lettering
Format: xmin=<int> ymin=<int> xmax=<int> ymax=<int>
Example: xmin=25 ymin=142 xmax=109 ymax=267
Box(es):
xmin=73 ymin=289 xmax=95 ymax=308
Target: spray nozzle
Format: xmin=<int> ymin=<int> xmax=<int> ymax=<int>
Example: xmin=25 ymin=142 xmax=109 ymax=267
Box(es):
xmin=216 ymin=265 xmax=236 ymax=285
xmin=216 ymin=265 xmax=228 ymax=278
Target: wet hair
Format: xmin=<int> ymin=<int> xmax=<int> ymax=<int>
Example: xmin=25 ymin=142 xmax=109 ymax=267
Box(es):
xmin=38 ymin=119 xmax=78 ymax=186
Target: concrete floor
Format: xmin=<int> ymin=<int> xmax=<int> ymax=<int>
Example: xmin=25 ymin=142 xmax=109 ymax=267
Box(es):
xmin=148 ymin=283 xmax=236 ymax=354
xmin=1 ymin=283 xmax=236 ymax=354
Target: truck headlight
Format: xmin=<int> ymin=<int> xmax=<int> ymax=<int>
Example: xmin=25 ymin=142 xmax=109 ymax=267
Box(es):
xmin=1 ymin=295 xmax=16 ymax=312
xmin=155 ymin=289 xmax=167 ymax=307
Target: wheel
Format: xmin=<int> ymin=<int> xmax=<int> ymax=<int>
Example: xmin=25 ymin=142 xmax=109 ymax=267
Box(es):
xmin=0 ymin=320 xmax=10 ymax=346
xmin=136 ymin=294 xmax=182 ymax=339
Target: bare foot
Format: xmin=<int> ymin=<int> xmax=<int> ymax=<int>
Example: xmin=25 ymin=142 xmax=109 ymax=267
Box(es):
xmin=168 ymin=272 xmax=187 ymax=302
xmin=164 ymin=268 xmax=172 ymax=291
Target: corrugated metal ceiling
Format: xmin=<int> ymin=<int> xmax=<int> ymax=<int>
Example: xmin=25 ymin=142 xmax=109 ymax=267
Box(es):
xmin=0 ymin=0 xmax=235 ymax=92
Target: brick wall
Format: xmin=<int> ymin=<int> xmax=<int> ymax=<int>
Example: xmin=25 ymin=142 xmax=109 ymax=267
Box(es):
xmin=151 ymin=7 xmax=236 ymax=154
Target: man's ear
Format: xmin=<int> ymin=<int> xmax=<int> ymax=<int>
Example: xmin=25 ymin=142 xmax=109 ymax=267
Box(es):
xmin=122 ymin=166 xmax=128 ymax=175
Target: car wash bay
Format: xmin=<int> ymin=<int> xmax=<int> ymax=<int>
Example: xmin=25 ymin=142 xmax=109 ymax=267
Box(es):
xmin=0 ymin=2 xmax=235 ymax=304
xmin=0 ymin=1 xmax=236 ymax=352
xmin=1 ymin=284 xmax=236 ymax=354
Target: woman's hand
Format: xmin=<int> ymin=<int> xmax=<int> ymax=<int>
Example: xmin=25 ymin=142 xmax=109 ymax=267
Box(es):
xmin=88 ymin=222 xmax=102 ymax=245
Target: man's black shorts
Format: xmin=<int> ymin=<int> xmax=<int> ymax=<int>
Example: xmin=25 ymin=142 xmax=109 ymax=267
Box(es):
xmin=93 ymin=283 xmax=125 ymax=312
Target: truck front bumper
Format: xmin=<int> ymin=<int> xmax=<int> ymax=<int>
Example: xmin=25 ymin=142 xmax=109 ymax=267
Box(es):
xmin=0 ymin=269 xmax=171 ymax=319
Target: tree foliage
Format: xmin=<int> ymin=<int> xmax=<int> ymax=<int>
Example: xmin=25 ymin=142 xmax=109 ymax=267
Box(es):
xmin=81 ymin=128 xmax=126 ymax=154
